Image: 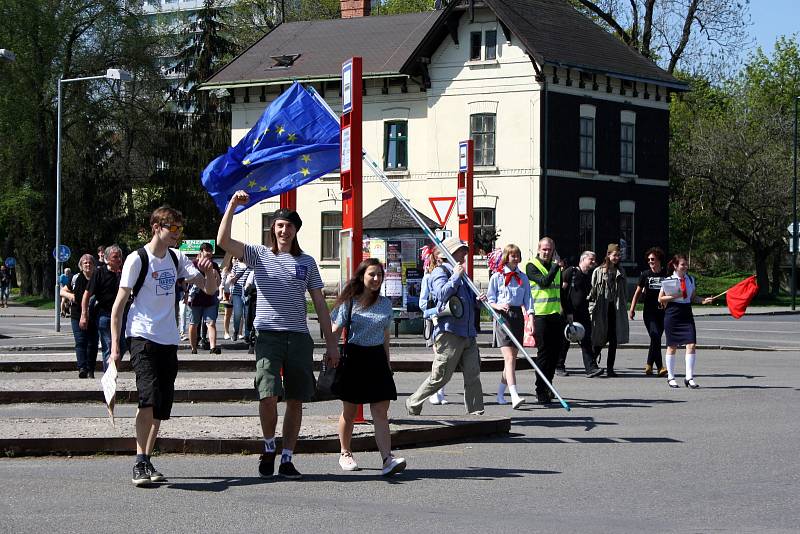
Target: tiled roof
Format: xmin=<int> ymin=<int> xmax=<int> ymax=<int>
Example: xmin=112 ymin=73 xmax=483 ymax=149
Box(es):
xmin=204 ymin=11 xmax=439 ymax=86
xmin=484 ymin=0 xmax=684 ymax=87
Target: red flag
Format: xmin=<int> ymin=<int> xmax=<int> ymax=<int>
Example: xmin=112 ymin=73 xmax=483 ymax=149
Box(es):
xmin=726 ymin=276 xmax=759 ymax=319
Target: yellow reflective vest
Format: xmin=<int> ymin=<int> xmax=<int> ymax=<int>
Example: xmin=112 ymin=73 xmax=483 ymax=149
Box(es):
xmin=528 ymin=258 xmax=562 ymax=316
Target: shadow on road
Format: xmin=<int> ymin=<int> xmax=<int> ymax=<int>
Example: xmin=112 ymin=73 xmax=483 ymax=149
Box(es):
xmin=507 ymin=416 xmax=616 ymax=432
xmin=161 ymin=466 xmax=559 ymax=491
xmin=563 ymin=398 xmax=686 ymax=410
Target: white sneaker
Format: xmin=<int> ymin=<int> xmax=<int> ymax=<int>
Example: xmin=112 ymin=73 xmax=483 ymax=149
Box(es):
xmin=429 ymin=395 xmax=441 ymax=405
xmin=381 ymin=456 xmax=406 ymax=476
xmin=511 ymin=396 xmax=526 ymax=409
xmin=338 ymin=452 xmax=359 ymax=471
xmin=223 ymin=332 xmax=231 ymax=340
xmin=437 ymin=391 xmax=448 ymax=405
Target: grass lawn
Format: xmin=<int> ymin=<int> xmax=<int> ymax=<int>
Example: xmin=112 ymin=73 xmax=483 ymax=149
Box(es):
xmin=11 ymin=289 xmax=55 ymax=310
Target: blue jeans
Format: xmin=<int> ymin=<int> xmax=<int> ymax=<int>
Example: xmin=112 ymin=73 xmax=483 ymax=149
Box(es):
xmin=232 ymin=294 xmax=249 ymax=340
xmin=71 ymin=317 xmax=98 ymax=372
xmin=97 ymin=313 xmax=126 ymax=371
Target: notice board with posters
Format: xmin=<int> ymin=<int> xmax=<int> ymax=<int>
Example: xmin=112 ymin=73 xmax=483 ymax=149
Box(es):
xmin=362 ymin=236 xmax=429 ymax=311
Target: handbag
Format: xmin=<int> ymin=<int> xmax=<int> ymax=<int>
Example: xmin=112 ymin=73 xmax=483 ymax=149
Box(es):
xmin=314 ymin=298 xmax=353 ymax=401
xmin=523 ymin=314 xmax=536 ymax=347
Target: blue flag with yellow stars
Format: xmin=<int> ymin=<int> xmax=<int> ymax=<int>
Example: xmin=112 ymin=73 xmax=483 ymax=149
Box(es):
xmin=201 ymin=82 xmax=340 ymax=214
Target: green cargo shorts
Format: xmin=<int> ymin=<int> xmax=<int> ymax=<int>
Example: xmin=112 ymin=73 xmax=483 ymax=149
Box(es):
xmin=254 ymin=330 xmax=316 ymax=402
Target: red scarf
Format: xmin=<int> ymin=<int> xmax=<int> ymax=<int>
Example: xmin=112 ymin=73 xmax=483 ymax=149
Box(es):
xmin=504 ymin=270 xmax=522 ymax=286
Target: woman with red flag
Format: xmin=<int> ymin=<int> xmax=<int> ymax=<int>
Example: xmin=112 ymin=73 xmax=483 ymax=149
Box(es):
xmin=658 ymin=254 xmax=713 ymax=388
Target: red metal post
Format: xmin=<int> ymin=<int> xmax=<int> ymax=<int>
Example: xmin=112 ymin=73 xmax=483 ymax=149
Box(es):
xmin=458 ymin=139 xmax=474 ymax=276
xmin=340 ymin=57 xmax=366 ymax=423
xmin=279 ymin=189 xmax=297 ymax=210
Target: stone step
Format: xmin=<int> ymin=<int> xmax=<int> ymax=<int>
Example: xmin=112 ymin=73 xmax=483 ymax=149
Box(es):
xmin=0 ymin=414 xmax=511 ymax=456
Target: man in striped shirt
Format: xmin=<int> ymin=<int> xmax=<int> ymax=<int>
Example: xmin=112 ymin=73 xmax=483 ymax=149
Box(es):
xmin=218 ymin=190 xmax=340 ymax=479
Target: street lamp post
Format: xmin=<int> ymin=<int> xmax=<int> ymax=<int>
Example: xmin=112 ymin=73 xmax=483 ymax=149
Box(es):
xmin=793 ymin=96 xmax=798 ymax=311
xmin=54 ymin=68 xmax=133 ymax=331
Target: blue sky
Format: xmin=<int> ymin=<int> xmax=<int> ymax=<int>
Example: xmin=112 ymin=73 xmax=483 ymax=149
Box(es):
xmin=748 ymin=0 xmax=799 ymax=53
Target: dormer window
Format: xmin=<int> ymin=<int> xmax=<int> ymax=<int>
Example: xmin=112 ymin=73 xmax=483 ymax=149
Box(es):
xmin=270 ymin=54 xmax=301 ymax=69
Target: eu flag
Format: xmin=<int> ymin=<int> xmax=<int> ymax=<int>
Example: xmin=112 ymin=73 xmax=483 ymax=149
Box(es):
xmin=201 ymin=82 xmax=340 ymax=214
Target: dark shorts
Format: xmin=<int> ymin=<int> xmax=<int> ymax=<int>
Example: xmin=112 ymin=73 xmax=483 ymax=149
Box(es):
xmin=254 ymin=330 xmax=315 ymax=402
xmin=129 ymin=337 xmax=179 ymax=420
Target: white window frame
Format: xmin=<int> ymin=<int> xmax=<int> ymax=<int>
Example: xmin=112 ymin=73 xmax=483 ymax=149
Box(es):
xmin=468 ymin=26 xmax=500 ymax=63
xmin=578 ymin=197 xmax=596 ymax=252
xmin=619 ymin=200 xmax=635 ymax=264
xmin=579 ymin=105 xmax=596 ymax=171
xmin=620 ymin=110 xmax=636 ymax=175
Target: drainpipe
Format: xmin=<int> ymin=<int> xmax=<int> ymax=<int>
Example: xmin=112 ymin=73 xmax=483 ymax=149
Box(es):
xmin=541 ymin=74 xmax=549 ymax=236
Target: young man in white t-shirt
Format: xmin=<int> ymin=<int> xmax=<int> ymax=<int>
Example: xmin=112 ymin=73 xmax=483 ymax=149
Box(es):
xmin=218 ymin=190 xmax=340 ymax=480
xmin=109 ymin=206 xmax=220 ymax=486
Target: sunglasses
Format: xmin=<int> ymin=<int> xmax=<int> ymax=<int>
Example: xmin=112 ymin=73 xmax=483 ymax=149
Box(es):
xmin=161 ymin=223 xmax=184 ymax=234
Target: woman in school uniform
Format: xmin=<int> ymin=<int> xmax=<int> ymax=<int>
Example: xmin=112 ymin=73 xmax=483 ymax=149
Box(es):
xmin=658 ymin=254 xmax=713 ymax=389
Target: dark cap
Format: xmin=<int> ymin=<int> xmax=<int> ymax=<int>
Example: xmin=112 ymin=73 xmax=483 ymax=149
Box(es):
xmin=271 ymin=208 xmax=303 ymax=231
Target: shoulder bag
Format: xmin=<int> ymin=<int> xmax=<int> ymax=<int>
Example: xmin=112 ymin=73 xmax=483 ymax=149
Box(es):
xmin=314 ymin=298 xmax=353 ymax=401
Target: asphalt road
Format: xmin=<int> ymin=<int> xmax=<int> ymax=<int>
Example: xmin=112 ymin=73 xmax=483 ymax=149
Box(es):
xmin=2 ymin=311 xmax=799 ymax=350
xmin=1 ymin=348 xmax=799 ymax=532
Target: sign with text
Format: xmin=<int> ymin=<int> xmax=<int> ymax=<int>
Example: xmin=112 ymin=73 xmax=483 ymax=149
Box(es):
xmin=179 ymin=240 xmax=215 ymax=254
xmin=457 ymin=187 xmax=467 ymax=217
xmin=342 ymin=60 xmax=353 ymax=114
xmin=341 ymin=126 xmax=351 ymax=173
xmin=458 ymin=141 xmax=469 ymax=171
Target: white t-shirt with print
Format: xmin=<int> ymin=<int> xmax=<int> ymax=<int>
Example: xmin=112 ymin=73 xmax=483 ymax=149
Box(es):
xmin=121 ymin=246 xmax=201 ymax=346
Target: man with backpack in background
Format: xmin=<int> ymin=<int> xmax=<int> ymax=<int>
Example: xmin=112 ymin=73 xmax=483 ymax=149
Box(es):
xmin=108 ymin=206 xmax=220 ymax=486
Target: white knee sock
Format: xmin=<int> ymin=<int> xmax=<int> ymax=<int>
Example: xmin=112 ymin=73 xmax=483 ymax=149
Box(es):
xmin=508 ymin=384 xmax=521 ymax=400
xmin=666 ymin=353 xmax=676 ymax=379
xmin=685 ymin=352 xmax=696 ymax=380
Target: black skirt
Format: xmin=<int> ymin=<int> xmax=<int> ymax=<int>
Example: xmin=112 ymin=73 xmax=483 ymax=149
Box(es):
xmin=664 ymin=302 xmax=696 ymax=346
xmin=332 ymin=343 xmax=397 ymax=404
xmin=496 ymin=306 xmax=525 ymax=347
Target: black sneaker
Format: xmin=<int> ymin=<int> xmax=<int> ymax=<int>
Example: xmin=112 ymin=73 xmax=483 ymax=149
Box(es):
xmin=555 ymin=367 xmax=569 ymax=377
xmin=145 ymin=461 xmax=165 ymax=482
xmin=132 ymin=462 xmax=151 ymax=486
xmin=586 ymin=368 xmax=604 ymax=378
xmin=209 ymin=346 xmax=221 ymax=355
xmin=78 ymin=369 xmax=88 ymax=379
xmin=277 ymin=461 xmax=302 ymax=479
xmin=258 ymin=451 xmax=276 ymax=478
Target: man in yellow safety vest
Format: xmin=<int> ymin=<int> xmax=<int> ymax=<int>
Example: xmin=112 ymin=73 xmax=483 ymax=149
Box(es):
xmin=525 ymin=237 xmax=572 ymax=404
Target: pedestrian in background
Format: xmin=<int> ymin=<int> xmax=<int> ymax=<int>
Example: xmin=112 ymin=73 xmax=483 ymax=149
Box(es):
xmin=61 ymin=254 xmax=98 ymax=378
xmin=560 ymin=251 xmax=603 ymax=377
xmin=589 ymin=244 xmax=630 ymax=377
xmin=659 ymin=254 xmax=713 ymax=388
xmin=96 ymin=245 xmax=106 ymax=267
xmin=82 ymin=245 xmax=123 ymax=370
xmin=229 ymin=257 xmax=250 ymax=341
xmin=219 ymin=253 xmax=234 ymax=340
xmin=629 ymin=247 xmax=668 ymax=376
xmin=487 ymin=243 xmax=532 ymax=409
xmin=59 ymin=268 xmax=72 ymax=317
xmin=0 ymin=264 xmax=10 ymax=307
xmin=331 ymin=258 xmax=406 ymax=476
xmin=525 ymin=237 xmax=568 ymax=404
xmin=189 ymin=242 xmax=221 ymax=355
xmin=418 ymin=244 xmax=447 ymax=405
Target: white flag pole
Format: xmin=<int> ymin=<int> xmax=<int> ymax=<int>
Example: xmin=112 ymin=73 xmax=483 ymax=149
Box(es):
xmin=309 ymin=86 xmax=570 ymax=412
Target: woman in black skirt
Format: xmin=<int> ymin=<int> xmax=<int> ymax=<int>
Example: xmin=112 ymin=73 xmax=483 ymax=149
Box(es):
xmin=331 ymin=258 xmax=406 ymax=476
xmin=658 ymin=254 xmax=713 ymax=389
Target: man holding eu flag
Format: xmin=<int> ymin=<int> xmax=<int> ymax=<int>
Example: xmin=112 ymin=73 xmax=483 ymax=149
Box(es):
xmin=207 ymin=82 xmax=342 ymax=479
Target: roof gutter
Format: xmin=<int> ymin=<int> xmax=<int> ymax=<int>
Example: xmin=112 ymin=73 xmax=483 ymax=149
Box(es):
xmin=198 ymin=72 xmax=406 ymax=91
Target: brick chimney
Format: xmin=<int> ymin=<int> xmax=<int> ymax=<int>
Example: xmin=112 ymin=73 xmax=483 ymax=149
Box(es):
xmin=341 ymin=0 xmax=371 ymax=18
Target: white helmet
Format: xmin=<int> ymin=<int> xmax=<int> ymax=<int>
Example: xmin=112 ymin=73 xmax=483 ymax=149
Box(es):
xmin=564 ymin=322 xmax=585 ymax=342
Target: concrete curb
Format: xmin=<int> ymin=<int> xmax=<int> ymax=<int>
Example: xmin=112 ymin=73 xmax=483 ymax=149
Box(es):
xmin=0 ymin=417 xmax=511 ymax=457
